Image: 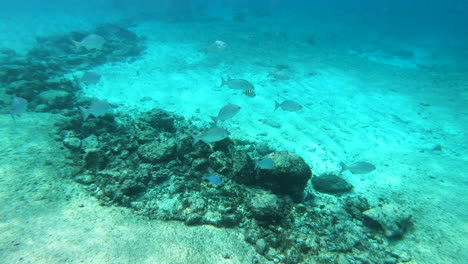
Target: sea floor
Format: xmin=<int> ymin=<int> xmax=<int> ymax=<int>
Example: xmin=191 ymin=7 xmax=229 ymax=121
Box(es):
xmin=1 ymin=15 xmax=467 ymax=263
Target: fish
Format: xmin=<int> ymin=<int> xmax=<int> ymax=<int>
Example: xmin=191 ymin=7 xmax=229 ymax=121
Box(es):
xmin=79 ymin=100 xmax=112 ymax=121
xmin=202 ymin=40 xmax=227 ymax=53
xmin=274 ymin=100 xmax=303 ymax=112
xmin=243 ymin=88 xmax=256 ymax=98
xmin=255 ymin=157 xmax=275 ymax=170
xmin=192 ymin=127 xmax=230 ymax=146
xmin=269 ymin=70 xmax=290 ymax=80
xmin=79 ymin=72 xmax=101 ymax=85
xmin=220 ymin=76 xmax=255 ymax=90
xmin=340 ymin=161 xmax=376 ymax=174
xmin=72 ymin=34 xmax=105 ymax=51
xmin=211 ymin=104 xmax=241 ymax=125
xmin=202 ymin=175 xmax=223 ymax=185
xmin=10 ymin=97 xmax=27 ymax=121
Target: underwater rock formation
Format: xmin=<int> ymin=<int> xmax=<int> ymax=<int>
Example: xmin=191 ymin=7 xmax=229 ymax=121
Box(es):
xmin=255 ymin=151 xmax=311 ymax=201
xmin=363 ymin=203 xmax=413 ymax=239
xmin=312 ymin=173 xmax=353 ymax=194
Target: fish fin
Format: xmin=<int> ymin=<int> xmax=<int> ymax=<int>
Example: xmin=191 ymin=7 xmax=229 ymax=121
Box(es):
xmin=339 ymin=162 xmax=347 ymax=173
xmin=79 ymin=106 xmax=89 ymax=121
xmin=274 ymin=101 xmax=280 ymax=111
xmin=210 ymin=116 xmax=218 ymax=126
xmin=72 ymin=40 xmax=82 ymax=51
xmin=220 ymin=77 xmax=227 ymax=87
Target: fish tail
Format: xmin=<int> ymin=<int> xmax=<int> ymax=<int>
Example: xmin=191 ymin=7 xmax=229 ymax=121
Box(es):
xmin=274 ymin=101 xmax=280 ymax=111
xmin=220 ymin=77 xmax=227 ymax=87
xmin=191 ymin=135 xmax=200 ymax=147
xmin=79 ymin=106 xmax=89 ymax=121
xmin=339 ymin=162 xmax=347 ymax=173
xmin=72 ymin=40 xmax=82 ymax=51
xmin=210 ymin=116 xmax=218 ymax=126
xmin=10 ymin=112 xmax=16 ymax=123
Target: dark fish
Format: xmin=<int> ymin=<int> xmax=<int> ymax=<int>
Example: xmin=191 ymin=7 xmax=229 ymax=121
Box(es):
xmin=243 ymin=88 xmax=256 ymax=98
xmin=274 ymin=100 xmax=303 ymax=112
xmin=255 ymin=157 xmax=275 ymax=170
xmin=202 ymin=175 xmax=223 ymax=185
xmin=10 ymin=97 xmax=27 ymax=121
xmin=192 ymin=127 xmax=230 ymax=146
xmin=340 ymin=161 xmax=376 ymax=174
xmin=80 ymin=72 xmax=101 ymax=85
xmin=79 ymin=100 xmax=112 ymax=121
xmin=211 ymin=104 xmax=241 ymax=125
xmin=72 ymin=34 xmax=105 ymax=51
xmin=220 ymin=76 xmax=254 ymax=90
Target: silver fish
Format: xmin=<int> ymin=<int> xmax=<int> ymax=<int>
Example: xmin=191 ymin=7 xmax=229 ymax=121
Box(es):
xmin=79 ymin=100 xmax=112 ymax=121
xmin=255 ymin=157 xmax=275 ymax=170
xmin=340 ymin=161 xmax=376 ymax=174
xmin=80 ymin=72 xmax=101 ymax=85
xmin=211 ymin=104 xmax=241 ymax=125
xmin=220 ymin=76 xmax=254 ymax=90
xmin=192 ymin=127 xmax=230 ymax=146
xmin=10 ymin=97 xmax=27 ymax=121
xmin=274 ymin=100 xmax=303 ymax=112
xmin=72 ymin=34 xmax=105 ymax=51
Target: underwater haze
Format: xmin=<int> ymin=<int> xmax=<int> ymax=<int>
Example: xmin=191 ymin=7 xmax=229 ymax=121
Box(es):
xmin=1 ymin=1 xmax=467 ymax=264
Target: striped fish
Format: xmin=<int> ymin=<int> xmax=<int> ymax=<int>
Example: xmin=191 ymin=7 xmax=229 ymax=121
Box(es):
xmin=243 ymin=88 xmax=256 ymax=98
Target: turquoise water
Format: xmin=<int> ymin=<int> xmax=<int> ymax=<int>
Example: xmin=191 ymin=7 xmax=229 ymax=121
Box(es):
xmin=1 ymin=1 xmax=467 ymax=263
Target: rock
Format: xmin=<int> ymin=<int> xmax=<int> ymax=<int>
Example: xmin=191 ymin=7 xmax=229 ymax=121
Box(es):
xmin=311 ymin=174 xmax=353 ymax=194
xmin=343 ymin=196 xmax=370 ymax=220
xmin=63 ymin=136 xmax=81 ymax=150
xmin=363 ymin=204 xmax=412 ymax=238
xmin=137 ymin=139 xmax=177 ymax=163
xmin=83 ymin=148 xmax=107 ymax=170
xmin=74 ymin=174 xmax=95 ymax=185
xmin=81 ymin=135 xmax=99 ymax=151
xmin=255 ymin=151 xmax=311 ymax=201
xmin=255 ymin=239 xmax=268 ymax=255
xmin=249 ymin=192 xmax=284 ymax=222
xmin=37 ymin=89 xmax=72 ymax=109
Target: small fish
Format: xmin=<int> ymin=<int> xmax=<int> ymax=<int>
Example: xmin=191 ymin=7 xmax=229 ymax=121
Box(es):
xmin=269 ymin=70 xmax=290 ymax=80
xmin=274 ymin=100 xmax=303 ymax=112
xmin=220 ymin=76 xmax=255 ymax=90
xmin=340 ymin=161 xmax=376 ymax=174
xmin=202 ymin=175 xmax=223 ymax=185
xmin=79 ymin=100 xmax=112 ymax=121
xmin=202 ymin=40 xmax=227 ymax=53
xmin=79 ymin=72 xmax=101 ymax=85
xmin=255 ymin=157 xmax=275 ymax=170
xmin=243 ymin=88 xmax=256 ymax=98
xmin=72 ymin=34 xmax=105 ymax=51
xmin=211 ymin=104 xmax=241 ymax=125
xmin=10 ymin=97 xmax=27 ymax=121
xmin=192 ymin=127 xmax=230 ymax=146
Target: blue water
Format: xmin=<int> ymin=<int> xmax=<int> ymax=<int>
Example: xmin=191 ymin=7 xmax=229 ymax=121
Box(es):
xmin=0 ymin=1 xmax=467 ymax=263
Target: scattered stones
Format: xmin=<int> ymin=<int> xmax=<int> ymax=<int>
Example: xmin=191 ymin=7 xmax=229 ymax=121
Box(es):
xmin=312 ymin=173 xmax=353 ymax=194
